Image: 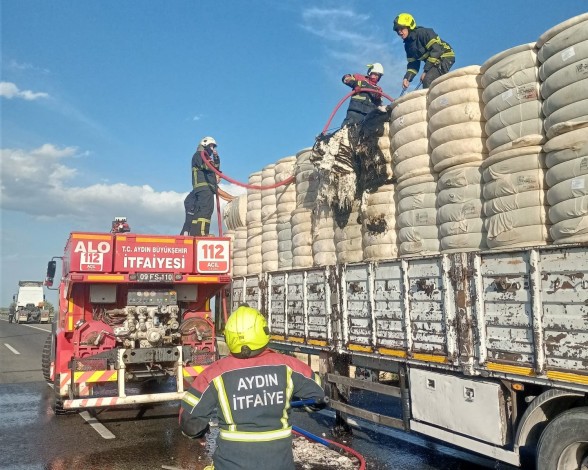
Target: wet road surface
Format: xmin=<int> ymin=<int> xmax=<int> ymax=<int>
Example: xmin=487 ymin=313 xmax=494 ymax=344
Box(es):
xmin=0 ymin=318 xmax=517 ymax=470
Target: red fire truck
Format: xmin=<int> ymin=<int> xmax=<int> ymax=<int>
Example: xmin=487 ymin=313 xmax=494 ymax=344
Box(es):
xmin=43 ymin=229 xmax=231 ymax=414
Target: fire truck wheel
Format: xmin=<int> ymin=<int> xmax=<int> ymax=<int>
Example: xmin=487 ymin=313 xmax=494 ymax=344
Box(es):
xmin=536 ymin=406 xmax=588 ymax=470
xmin=41 ymin=334 xmax=52 ymax=384
xmin=52 ymin=375 xmax=74 ymax=415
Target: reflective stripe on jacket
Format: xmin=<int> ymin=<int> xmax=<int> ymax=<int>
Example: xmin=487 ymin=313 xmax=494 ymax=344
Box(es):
xmin=180 ymin=349 xmax=325 ymax=470
xmin=192 ymin=146 xmax=219 ymax=192
xmin=403 ymin=26 xmax=455 ymax=82
xmin=342 ymin=73 xmax=383 ymax=115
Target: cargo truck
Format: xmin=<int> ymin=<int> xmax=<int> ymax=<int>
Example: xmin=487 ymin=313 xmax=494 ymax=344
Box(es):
xmin=44 ymin=230 xmax=231 ymax=414
xmin=230 ymin=244 xmax=588 ymax=470
xmin=13 ymin=281 xmax=45 ymax=323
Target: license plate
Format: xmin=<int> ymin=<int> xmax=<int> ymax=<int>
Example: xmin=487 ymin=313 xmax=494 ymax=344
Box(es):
xmin=136 ymin=272 xmax=174 ymax=282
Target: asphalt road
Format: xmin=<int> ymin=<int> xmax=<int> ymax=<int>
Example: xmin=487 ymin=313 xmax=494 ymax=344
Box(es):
xmin=0 ymin=318 xmax=516 ymax=470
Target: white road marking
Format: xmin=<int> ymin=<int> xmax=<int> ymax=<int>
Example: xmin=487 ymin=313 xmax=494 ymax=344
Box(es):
xmin=4 ymin=343 xmax=20 ymax=355
xmin=80 ymin=411 xmax=116 ymax=439
xmin=0 ymin=318 xmax=51 ymax=332
xmin=23 ymin=324 xmax=52 ymax=333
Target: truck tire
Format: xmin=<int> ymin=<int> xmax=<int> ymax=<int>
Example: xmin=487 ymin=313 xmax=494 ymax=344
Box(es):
xmin=536 ymin=406 xmax=588 ymax=470
xmin=52 ymin=375 xmax=73 ymax=415
xmin=41 ymin=334 xmax=52 ymax=384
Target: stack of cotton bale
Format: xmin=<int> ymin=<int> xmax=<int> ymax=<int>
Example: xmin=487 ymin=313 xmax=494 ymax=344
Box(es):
xmin=428 ymin=66 xmax=487 ymax=252
xmin=292 ymin=148 xmax=318 ymax=268
xmin=223 ymin=194 xmax=247 ymax=231
xmin=436 ymin=165 xmax=486 ymax=251
xmin=480 ymin=147 xmax=549 ymax=248
xmin=361 ymin=184 xmax=399 ymax=261
xmin=222 ymin=195 xmax=248 ymax=276
xmin=537 ymin=13 xmax=588 ymax=243
xmin=274 ymin=156 xmax=297 ymax=270
xmin=482 ymin=44 xmax=545 ymax=155
xmin=260 ymin=163 xmax=279 ymax=272
xmin=246 ymin=171 xmax=263 ymax=274
xmin=335 ymin=201 xmax=363 ymax=264
xmin=480 ymin=43 xmax=550 ymax=248
xmin=391 ymin=90 xmax=432 ymax=183
xmin=391 ymin=89 xmax=440 ymax=256
xmin=396 ymin=178 xmax=440 ymax=256
xmin=312 ymin=202 xmax=337 ymax=266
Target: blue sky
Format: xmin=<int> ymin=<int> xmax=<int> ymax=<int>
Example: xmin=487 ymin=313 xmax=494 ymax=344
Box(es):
xmin=1 ymin=0 xmax=587 ymax=306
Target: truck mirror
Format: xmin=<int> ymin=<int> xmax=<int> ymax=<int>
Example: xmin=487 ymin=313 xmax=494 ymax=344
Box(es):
xmin=45 ymin=261 xmax=57 ymax=287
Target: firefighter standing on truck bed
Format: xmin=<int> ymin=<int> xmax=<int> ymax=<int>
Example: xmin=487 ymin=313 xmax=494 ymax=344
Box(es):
xmin=179 ymin=306 xmax=326 ymax=470
xmin=181 ymin=136 xmax=233 ymax=236
xmin=394 ymin=13 xmax=455 ymax=90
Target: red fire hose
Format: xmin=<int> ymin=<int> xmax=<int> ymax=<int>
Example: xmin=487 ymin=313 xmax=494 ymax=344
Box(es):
xmin=204 ymin=88 xmax=393 ymax=323
xmin=200 ymin=150 xmax=295 ymax=191
xmin=213 ymin=191 xmax=230 ymax=323
xmin=199 ymin=87 xmax=394 ymax=192
xmin=292 ymin=427 xmax=367 ymax=470
xmin=320 ymin=87 xmax=395 ymax=135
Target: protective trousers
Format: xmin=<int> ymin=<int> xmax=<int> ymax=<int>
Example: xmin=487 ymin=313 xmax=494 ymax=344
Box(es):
xmin=423 ymin=57 xmax=455 ymax=88
xmin=181 ymin=188 xmax=215 ymax=236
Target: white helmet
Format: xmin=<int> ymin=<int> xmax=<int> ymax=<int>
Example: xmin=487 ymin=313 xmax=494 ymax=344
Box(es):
xmin=200 ymin=136 xmax=217 ymax=148
xmin=367 ymin=63 xmax=384 ymax=76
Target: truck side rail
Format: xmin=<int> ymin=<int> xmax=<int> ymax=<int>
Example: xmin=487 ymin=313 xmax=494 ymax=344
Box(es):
xmin=231 ymin=244 xmax=588 ymax=392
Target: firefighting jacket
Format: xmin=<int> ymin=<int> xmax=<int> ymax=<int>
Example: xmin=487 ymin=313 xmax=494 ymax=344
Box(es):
xmin=342 ymin=73 xmax=383 ymax=116
xmin=180 ymin=349 xmax=325 ymax=470
xmin=403 ymin=26 xmax=455 ymax=82
xmin=192 ymin=145 xmax=220 ymax=193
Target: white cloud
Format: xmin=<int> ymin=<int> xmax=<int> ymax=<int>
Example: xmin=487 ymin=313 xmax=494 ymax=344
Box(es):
xmin=0 ymin=81 xmax=49 ymax=100
xmin=0 ymin=145 xmax=182 ymax=226
xmin=0 ymin=144 xmax=248 ymax=232
xmin=301 ymin=8 xmax=370 ymax=42
xmin=6 ymin=60 xmax=50 ymax=74
xmin=300 ymin=5 xmax=407 ymax=96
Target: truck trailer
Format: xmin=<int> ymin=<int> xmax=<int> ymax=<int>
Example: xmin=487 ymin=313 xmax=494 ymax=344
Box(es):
xmin=230 ymin=244 xmax=588 ymax=469
xmin=44 ymin=230 xmax=231 ymax=414
xmin=222 ymin=12 xmax=588 ymax=469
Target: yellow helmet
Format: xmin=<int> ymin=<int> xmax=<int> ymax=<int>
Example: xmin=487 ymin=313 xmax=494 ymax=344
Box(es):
xmin=393 ymin=13 xmax=416 ymax=31
xmin=224 ymin=306 xmax=270 ymax=357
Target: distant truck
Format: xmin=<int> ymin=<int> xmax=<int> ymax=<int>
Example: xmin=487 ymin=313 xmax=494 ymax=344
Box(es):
xmin=13 ymin=281 xmax=46 ymax=324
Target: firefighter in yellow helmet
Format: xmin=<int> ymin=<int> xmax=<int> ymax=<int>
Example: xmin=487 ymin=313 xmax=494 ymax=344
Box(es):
xmin=393 ymin=13 xmax=455 ymax=89
xmin=179 ymin=306 xmax=326 ymax=470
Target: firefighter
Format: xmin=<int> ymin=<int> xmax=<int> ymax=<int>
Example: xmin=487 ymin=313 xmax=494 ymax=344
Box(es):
xmin=181 ymin=136 xmax=234 ymax=236
xmin=341 ymin=63 xmax=385 ymax=126
xmin=179 ymin=306 xmax=326 ymax=470
xmin=111 ymin=216 xmax=131 ymax=234
xmin=394 ymin=13 xmax=455 ymax=89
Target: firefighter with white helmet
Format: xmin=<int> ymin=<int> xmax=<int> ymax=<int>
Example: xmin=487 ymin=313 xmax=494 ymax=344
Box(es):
xmin=180 ymin=306 xmax=326 ymax=470
xmin=181 ymin=136 xmax=234 ymax=236
xmin=393 ymin=12 xmax=455 ymax=89
xmin=341 ymin=62 xmax=385 ymax=126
